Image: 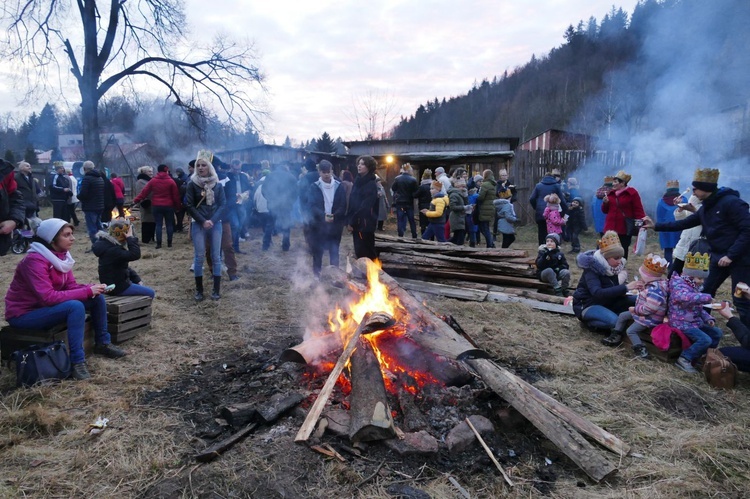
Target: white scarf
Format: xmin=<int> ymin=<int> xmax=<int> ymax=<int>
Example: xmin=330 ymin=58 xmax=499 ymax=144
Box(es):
xmin=28 ymin=242 xmax=76 ymax=273
xmin=593 ymin=249 xmax=627 ymax=277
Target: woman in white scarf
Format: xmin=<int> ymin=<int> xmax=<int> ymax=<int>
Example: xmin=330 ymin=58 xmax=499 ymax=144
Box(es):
xmin=185 ymin=150 xmax=227 ymax=302
xmin=4 ymin=218 xmax=127 ymax=381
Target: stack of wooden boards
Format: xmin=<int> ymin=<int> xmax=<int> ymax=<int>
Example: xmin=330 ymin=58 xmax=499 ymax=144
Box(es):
xmin=105 ymin=295 xmax=152 ymax=343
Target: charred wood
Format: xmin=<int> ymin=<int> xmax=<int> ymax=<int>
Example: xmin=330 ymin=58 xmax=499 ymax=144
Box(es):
xmin=348 ymin=336 xmax=396 ymax=442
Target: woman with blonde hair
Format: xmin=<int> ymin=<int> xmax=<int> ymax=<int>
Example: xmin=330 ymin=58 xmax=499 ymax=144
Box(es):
xmin=185 ymin=151 xmax=226 ymax=301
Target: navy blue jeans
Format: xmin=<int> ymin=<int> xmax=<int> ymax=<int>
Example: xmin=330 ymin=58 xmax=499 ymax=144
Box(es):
xmin=681 ymin=325 xmax=722 ymax=362
xmin=422 ymin=223 xmax=446 ymax=242
xmin=396 ymin=206 xmax=417 ymax=238
xmin=84 ymin=210 xmax=102 ymax=244
xmin=7 ymin=296 xmax=111 ymax=364
xmin=151 ymin=206 xmax=175 ymax=246
xmin=478 ymin=221 xmax=494 ymax=248
xmin=227 ymin=205 xmax=247 ymax=250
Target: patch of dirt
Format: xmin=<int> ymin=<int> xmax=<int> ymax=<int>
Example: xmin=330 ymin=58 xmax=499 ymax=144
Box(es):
xmin=652 ymin=385 xmax=718 ymax=422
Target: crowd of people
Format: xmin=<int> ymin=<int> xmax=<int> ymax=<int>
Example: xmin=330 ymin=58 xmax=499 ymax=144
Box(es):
xmin=2 ymin=155 xmax=750 ymax=383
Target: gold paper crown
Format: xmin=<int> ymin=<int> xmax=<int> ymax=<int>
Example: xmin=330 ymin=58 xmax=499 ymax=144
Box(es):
xmin=598 ymin=231 xmax=621 ymax=252
xmin=108 ymin=218 xmax=131 ymax=239
xmin=614 ymin=170 xmax=632 ymax=184
xmin=684 ymin=252 xmax=710 ymax=273
xmin=603 ymin=175 xmax=614 ymax=184
xmin=666 ymin=180 xmax=680 ymax=189
xmin=693 ymin=168 xmax=719 ymax=184
xmin=643 ymin=253 xmax=668 ymax=275
xmin=196 ymin=150 xmax=213 ymax=164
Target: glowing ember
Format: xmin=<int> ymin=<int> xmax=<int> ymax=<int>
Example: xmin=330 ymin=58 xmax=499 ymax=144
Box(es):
xmin=111 ymin=207 xmax=136 ymax=220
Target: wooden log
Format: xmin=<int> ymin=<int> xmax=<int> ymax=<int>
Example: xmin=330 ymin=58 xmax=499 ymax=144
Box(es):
xmin=468 ymin=358 xmax=618 ymax=482
xmin=485 ymin=291 xmax=575 ymax=315
xmin=351 ymin=259 xmax=486 ymax=360
xmin=279 ymin=332 xmax=343 ymax=365
xmin=382 ymin=264 xmax=551 ymax=290
xmin=375 ymin=241 xmax=528 ymax=259
xmin=194 ymin=423 xmax=259 ymax=462
xmin=257 ymin=392 xmax=306 ymax=423
xmin=348 ymin=336 xmax=396 ymax=442
xmin=220 ymin=403 xmax=258 ymax=428
xmin=295 ymin=312 xmax=395 ymax=443
xmin=377 ymin=252 xmax=535 ymax=277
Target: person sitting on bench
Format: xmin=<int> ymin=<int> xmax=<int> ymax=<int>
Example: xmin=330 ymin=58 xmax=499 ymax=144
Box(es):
xmin=4 ymin=218 xmax=126 ymax=380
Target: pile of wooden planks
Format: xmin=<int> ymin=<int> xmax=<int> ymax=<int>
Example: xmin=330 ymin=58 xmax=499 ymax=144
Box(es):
xmin=374 ymin=234 xmax=573 ymax=314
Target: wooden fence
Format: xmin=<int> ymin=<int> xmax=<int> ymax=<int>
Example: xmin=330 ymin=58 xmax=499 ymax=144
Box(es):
xmin=511 ymin=149 xmax=632 ymax=225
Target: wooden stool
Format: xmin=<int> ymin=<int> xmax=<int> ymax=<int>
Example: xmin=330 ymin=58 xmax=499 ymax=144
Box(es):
xmin=105 ymin=295 xmax=152 ymax=344
xmin=1 ymin=319 xmax=93 ymax=361
xmin=622 ymin=328 xmax=683 ymax=362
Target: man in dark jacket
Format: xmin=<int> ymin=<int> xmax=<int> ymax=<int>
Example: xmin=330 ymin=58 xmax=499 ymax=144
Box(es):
xmin=224 ymin=159 xmax=254 ymax=253
xmin=14 ymin=161 xmax=38 ymax=218
xmin=645 ymin=168 xmax=750 ymax=330
xmin=308 ymin=160 xmax=347 ymax=276
xmin=529 ymin=169 xmax=567 ymax=245
xmin=49 ymin=163 xmax=72 ymax=220
xmin=77 ymin=160 xmax=105 ymax=246
xmin=0 ymin=159 xmax=25 ymax=256
xmin=390 ymin=163 xmax=419 ymax=238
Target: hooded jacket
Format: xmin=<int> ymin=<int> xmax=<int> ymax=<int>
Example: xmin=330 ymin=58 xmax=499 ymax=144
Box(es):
xmin=346 ymin=171 xmax=379 ymax=232
xmin=632 ymin=279 xmax=669 ymax=328
xmin=309 ymin=178 xmax=347 ymax=236
xmin=133 ymin=171 xmax=180 ymax=209
xmin=477 ymin=178 xmax=497 ymax=222
xmin=655 ymin=187 xmax=750 ymax=266
xmin=424 ymin=192 xmax=449 ymax=224
xmin=447 ymin=186 xmax=467 ymax=230
xmin=493 ymin=198 xmax=517 ymax=234
xmin=667 ymin=273 xmax=714 ymax=330
xmin=572 ymin=250 xmax=628 ymax=319
xmin=415 ymin=179 xmax=433 ymax=210
xmin=391 ymin=172 xmax=419 ymax=207
xmin=535 ymin=245 xmax=569 ymax=278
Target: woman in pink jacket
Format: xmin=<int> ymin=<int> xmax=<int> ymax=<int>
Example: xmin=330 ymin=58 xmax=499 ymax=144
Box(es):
xmin=4 ymin=218 xmax=126 ymax=380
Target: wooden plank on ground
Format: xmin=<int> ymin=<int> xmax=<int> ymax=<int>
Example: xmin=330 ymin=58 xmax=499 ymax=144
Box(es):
xmin=394 ymin=278 xmax=488 ymax=302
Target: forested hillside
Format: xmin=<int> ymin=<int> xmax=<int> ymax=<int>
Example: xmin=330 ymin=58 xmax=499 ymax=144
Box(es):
xmin=391 ymin=0 xmax=750 ymax=147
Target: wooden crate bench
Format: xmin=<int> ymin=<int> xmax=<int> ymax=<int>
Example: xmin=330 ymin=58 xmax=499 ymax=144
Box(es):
xmin=105 ymin=295 xmax=152 ymax=344
xmin=1 ymin=319 xmax=93 ymax=361
xmin=622 ymin=327 xmax=683 ymax=363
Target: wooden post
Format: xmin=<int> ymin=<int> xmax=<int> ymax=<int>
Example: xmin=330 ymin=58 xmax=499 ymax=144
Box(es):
xmin=295 ymin=312 xmax=395 ymax=443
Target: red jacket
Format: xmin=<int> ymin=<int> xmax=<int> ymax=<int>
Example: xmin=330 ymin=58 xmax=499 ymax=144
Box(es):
xmin=133 ymin=172 xmax=180 ymax=209
xmin=601 ymin=186 xmax=646 ymax=235
xmin=111 ymin=177 xmax=125 ymax=199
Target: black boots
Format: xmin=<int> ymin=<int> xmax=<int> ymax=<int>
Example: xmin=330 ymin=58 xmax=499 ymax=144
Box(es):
xmin=553 ymin=286 xmax=564 ymax=297
xmin=71 ymin=363 xmax=91 ymax=380
xmin=602 ymin=330 xmax=623 ymax=347
xmin=195 ymin=276 xmax=204 ymax=302
xmin=211 ymin=276 xmax=221 ymax=301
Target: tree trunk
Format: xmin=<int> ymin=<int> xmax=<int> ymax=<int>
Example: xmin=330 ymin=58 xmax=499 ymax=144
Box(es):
xmin=81 ymin=90 xmax=103 ymax=166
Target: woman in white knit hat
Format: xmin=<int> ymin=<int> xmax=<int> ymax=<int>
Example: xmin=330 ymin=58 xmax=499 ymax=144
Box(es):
xmin=4 ymin=218 xmax=127 ymax=380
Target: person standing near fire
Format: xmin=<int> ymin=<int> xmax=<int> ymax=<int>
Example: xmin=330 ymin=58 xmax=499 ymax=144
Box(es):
xmin=346 ymin=155 xmax=379 ymax=259
xmin=133 ymin=164 xmax=180 ymax=249
xmin=185 ymin=151 xmax=226 ymax=301
xmin=77 ymin=161 xmax=105 ymax=251
xmin=49 ymin=163 xmax=72 ymax=221
xmin=135 ymin=166 xmax=155 ymax=244
xmin=308 ymin=160 xmax=347 ymax=277
xmin=110 ymin=172 xmax=126 ymax=218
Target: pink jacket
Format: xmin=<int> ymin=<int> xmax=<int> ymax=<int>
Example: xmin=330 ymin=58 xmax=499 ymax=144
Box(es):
xmin=4 ymin=252 xmax=93 ymax=320
xmin=543 ymin=206 xmax=565 ymax=235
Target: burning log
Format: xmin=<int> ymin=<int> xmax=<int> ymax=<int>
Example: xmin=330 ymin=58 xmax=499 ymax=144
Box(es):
xmin=468 ymin=359 xmax=619 ymax=483
xmin=348 ymin=336 xmax=396 ymax=442
xmin=351 ymin=258 xmax=487 ymax=360
xmin=295 ymin=311 xmax=396 ymax=443
xmin=279 ymin=332 xmax=342 ymax=365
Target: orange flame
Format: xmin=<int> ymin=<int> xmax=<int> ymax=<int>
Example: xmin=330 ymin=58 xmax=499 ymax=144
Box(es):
xmin=310 ymin=260 xmax=444 ymax=395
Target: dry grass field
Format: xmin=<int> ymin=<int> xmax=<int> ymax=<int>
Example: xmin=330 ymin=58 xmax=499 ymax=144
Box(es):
xmin=0 ymin=210 xmax=749 ymax=498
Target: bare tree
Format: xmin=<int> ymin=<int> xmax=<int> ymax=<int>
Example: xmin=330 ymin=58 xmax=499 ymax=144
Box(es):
xmin=344 ymin=90 xmax=400 ymax=140
xmin=2 ymin=0 xmax=265 ymax=165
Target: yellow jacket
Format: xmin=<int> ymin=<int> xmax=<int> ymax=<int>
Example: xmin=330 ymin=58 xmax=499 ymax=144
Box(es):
xmin=425 ymin=194 xmax=449 ymax=222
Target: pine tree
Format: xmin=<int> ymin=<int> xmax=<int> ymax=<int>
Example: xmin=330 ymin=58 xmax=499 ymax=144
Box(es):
xmin=24 ymin=145 xmax=39 ymax=165
xmin=316 ymin=132 xmax=335 ymax=153
xmin=4 ymin=149 xmax=16 ymax=163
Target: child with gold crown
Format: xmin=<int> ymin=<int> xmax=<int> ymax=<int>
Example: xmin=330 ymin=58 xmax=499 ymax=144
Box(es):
xmin=668 ymin=250 xmax=723 ymax=373
xmin=601 ymin=254 xmax=669 ymax=357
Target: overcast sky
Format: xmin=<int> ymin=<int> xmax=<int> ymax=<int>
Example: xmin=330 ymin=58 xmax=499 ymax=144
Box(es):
xmin=1 ymin=1 xmax=640 ymax=146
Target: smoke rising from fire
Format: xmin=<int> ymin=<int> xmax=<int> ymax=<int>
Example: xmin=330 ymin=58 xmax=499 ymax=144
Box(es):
xmin=570 ymin=0 xmax=750 ymax=211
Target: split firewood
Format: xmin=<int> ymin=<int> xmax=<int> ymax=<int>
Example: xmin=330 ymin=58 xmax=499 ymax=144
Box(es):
xmin=295 ymin=311 xmax=396 ymax=443
xmin=348 ymin=336 xmax=396 ymax=442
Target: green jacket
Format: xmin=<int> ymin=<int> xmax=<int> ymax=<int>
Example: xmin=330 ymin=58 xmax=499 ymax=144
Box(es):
xmin=477 ymin=178 xmax=497 ymax=222
xmin=448 ymin=187 xmax=467 ymax=231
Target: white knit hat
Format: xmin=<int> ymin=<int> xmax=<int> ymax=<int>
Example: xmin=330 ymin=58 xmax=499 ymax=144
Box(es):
xmin=36 ymin=218 xmax=69 ymax=244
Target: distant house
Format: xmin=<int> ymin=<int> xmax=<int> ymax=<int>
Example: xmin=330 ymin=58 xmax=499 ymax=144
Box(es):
xmin=519 ymin=128 xmax=594 ymax=151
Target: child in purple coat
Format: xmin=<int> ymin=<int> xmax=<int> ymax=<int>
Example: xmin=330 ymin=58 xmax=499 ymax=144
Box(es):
xmin=668 ymin=252 xmax=723 ymax=373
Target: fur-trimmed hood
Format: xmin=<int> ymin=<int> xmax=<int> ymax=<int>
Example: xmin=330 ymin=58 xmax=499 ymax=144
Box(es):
xmin=576 ymin=249 xmax=627 ymax=278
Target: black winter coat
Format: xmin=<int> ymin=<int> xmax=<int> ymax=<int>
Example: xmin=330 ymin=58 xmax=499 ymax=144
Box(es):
xmin=308 ymin=179 xmax=347 ymax=236
xmin=391 ymin=173 xmax=418 ymax=207
xmin=535 ymin=247 xmax=569 ymax=278
xmin=14 ymin=171 xmax=38 ymax=215
xmin=92 ymin=236 xmax=142 ymax=295
xmin=346 ymin=171 xmax=379 ymax=232
xmin=415 ymin=180 xmax=433 ymax=210
xmin=78 ymin=170 xmax=105 ymax=212
xmin=0 ymin=161 xmax=25 ymax=256
xmin=49 ymin=172 xmax=71 ymax=201
xmin=572 ymin=250 xmax=628 ymax=319
xmin=655 ymin=187 xmax=750 ymax=266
